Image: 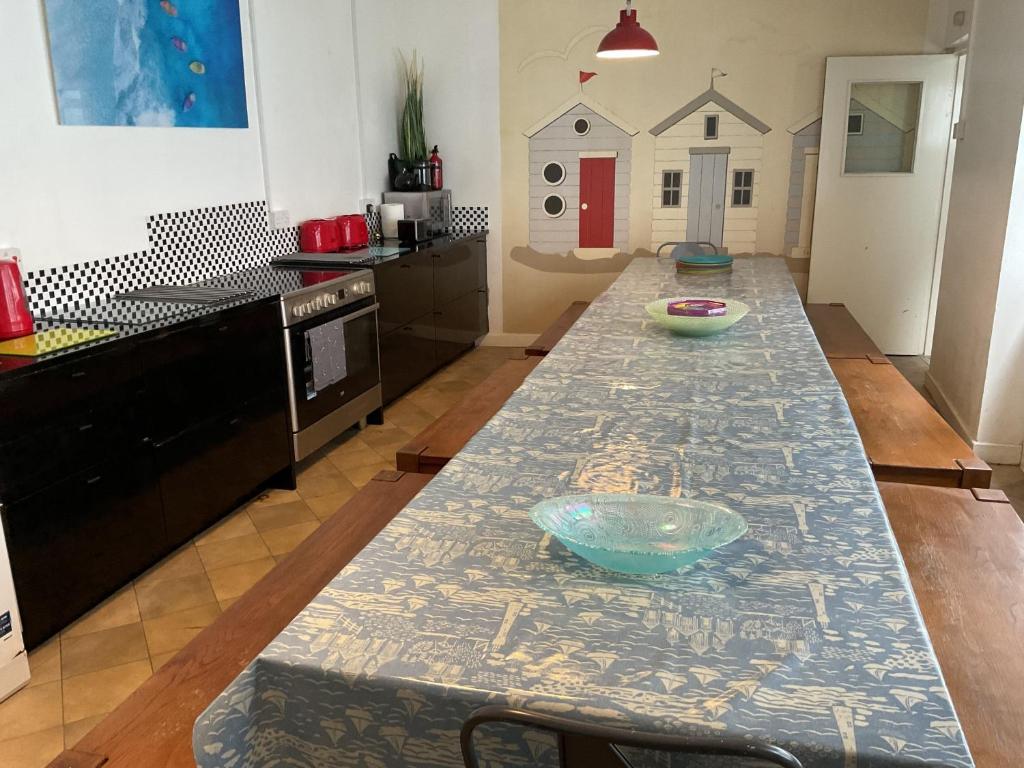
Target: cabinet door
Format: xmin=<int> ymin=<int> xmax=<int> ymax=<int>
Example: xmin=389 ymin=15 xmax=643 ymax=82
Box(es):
xmin=3 ymin=450 xmax=166 ymax=649
xmin=379 ymin=315 xmax=436 ymax=404
xmin=374 ymin=253 xmax=434 ymax=335
xmin=433 ymin=240 xmax=483 ymax=306
xmin=156 ymin=394 xmax=290 ymax=547
xmin=434 ymin=291 xmax=486 ymax=368
xmin=138 ymin=302 xmax=284 ymax=441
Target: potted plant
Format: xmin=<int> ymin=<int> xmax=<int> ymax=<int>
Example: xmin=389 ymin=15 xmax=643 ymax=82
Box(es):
xmin=399 ymin=51 xmax=429 ymax=188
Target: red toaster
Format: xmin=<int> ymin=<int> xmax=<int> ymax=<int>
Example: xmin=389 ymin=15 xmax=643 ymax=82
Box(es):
xmin=335 ymin=214 xmax=369 ymax=250
xmin=299 ymin=219 xmax=342 ymax=253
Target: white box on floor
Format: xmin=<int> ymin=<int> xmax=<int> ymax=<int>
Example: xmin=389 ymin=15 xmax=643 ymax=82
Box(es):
xmin=0 ymin=512 xmax=29 ymax=701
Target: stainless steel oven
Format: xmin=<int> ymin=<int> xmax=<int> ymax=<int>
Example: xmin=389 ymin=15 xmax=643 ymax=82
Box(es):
xmin=280 ymin=271 xmax=382 ymax=461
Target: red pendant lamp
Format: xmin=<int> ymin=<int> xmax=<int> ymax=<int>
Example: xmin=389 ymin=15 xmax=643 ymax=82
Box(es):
xmin=596 ymin=0 xmax=659 ymax=59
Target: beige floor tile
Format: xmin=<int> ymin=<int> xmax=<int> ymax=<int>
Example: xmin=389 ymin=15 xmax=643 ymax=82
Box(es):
xmin=206 ymin=558 xmax=276 ymax=602
xmin=247 ymin=499 xmax=317 ymax=532
xmin=218 ymin=597 xmax=239 ymax=611
xmin=0 ymin=725 xmax=64 ymax=768
xmin=383 ymin=400 xmax=436 ymax=435
xmin=196 ymin=533 xmax=271 ymax=571
xmin=261 ymin=521 xmax=321 ymax=556
xmin=63 ymin=713 xmax=107 ymax=749
xmin=61 ymin=623 xmax=148 ymax=679
xmin=0 ymin=681 xmax=62 ymax=741
xmin=61 ymin=586 xmax=140 ymax=639
xmin=25 ymin=637 xmax=60 ymax=688
xmin=326 ymin=434 xmax=389 ymax=468
xmin=134 ymin=544 xmax=205 ymax=589
xmin=149 ymin=650 xmax=179 ymax=672
xmin=298 ymin=466 xmax=362 ymax=499
xmin=407 ymin=388 xmax=461 ymax=418
xmin=62 ymin=660 xmax=152 ymax=724
xmin=305 ymin=488 xmax=358 ymax=521
xmin=193 ymin=508 xmax=257 ymax=545
xmin=135 ymin=573 xmax=217 ymax=621
xmin=429 ymin=377 xmax=475 ymax=394
xmin=250 ymin=487 xmax=304 ymax=508
xmin=142 ymin=602 xmax=221 ymax=657
xmin=340 ymin=460 xmax=393 ymax=489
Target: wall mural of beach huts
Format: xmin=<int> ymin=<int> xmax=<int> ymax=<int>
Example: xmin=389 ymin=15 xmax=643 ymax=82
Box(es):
xmin=649 ymin=86 xmax=771 ymax=253
xmin=43 ymin=0 xmax=248 ymax=128
xmin=525 ymin=83 xmax=638 ymax=254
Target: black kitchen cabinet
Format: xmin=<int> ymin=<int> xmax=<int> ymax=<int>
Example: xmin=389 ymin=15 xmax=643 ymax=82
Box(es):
xmin=375 ymin=251 xmax=434 ymax=336
xmin=0 ymin=298 xmax=293 ymax=649
xmin=156 ymin=393 xmax=290 ymax=546
xmin=379 ymin=314 xmax=436 ymax=404
xmin=3 ymin=449 xmax=166 ymax=648
xmin=377 ymin=236 xmax=489 ymax=403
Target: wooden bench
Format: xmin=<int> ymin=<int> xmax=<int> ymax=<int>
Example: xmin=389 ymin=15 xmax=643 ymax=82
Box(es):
xmin=830 ymin=357 xmax=991 ymax=488
xmin=525 ymin=301 xmax=590 ymax=357
xmin=805 ymin=302 xmax=888 ymax=363
xmin=396 ymin=356 xmax=541 ymax=473
xmin=880 ymin=482 xmax=1024 ymax=768
xmin=48 ymin=470 xmax=433 ymax=768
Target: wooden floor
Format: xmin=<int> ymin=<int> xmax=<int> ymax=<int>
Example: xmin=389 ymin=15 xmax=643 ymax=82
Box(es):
xmin=48 ymin=470 xmax=431 ymax=768
xmin=881 ymin=482 xmax=1024 ymax=767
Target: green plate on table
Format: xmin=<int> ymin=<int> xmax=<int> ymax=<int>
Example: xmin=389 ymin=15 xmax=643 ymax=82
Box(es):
xmin=645 ymin=297 xmax=749 ymax=336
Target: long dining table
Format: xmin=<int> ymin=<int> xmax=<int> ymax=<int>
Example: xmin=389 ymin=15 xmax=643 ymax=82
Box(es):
xmin=194 ymin=256 xmax=973 ymax=767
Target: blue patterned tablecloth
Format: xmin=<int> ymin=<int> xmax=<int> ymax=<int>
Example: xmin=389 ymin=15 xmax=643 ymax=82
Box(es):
xmin=194 ymin=256 xmax=973 ymax=768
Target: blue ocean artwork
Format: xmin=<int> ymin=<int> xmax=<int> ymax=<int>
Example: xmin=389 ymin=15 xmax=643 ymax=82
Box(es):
xmin=44 ymin=0 xmax=248 ymax=128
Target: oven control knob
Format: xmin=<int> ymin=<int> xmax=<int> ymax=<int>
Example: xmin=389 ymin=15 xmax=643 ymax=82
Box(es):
xmin=292 ymin=305 xmax=304 ymax=318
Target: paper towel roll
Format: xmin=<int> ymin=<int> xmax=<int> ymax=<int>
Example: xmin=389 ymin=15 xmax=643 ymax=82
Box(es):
xmin=380 ymin=204 xmax=404 ymax=239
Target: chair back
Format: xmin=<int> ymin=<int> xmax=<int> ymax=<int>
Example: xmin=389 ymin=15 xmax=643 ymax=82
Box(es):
xmin=460 ymin=705 xmax=804 ymax=768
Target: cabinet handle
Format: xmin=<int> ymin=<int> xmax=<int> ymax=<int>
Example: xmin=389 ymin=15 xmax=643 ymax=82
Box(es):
xmin=218 ymin=325 xmax=230 ymax=333
xmin=229 ymin=417 xmax=242 ymax=426
xmin=85 ymin=475 xmax=103 ymax=485
xmin=78 ymin=423 xmax=94 ymax=432
xmin=403 ymin=326 xmax=413 ymax=332
xmin=70 ymin=370 xmax=87 ymax=379
xmin=400 ymin=263 xmax=411 ymax=269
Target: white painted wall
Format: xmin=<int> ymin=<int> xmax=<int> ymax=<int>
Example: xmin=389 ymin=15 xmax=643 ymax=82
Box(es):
xmin=352 ymin=0 xmax=504 ymax=332
xmin=249 ymin=0 xmax=365 ymax=223
xmin=927 ymin=0 xmax=1024 ymax=463
xmin=0 ymin=1 xmax=265 ymax=272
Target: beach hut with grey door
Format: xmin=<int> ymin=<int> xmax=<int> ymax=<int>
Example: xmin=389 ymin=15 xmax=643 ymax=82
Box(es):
xmin=650 ymin=88 xmax=771 ymax=252
xmin=525 ymin=94 xmax=637 ymax=253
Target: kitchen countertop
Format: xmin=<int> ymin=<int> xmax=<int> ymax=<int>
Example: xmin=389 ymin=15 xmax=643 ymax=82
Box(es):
xmin=0 ymin=230 xmax=487 ymax=381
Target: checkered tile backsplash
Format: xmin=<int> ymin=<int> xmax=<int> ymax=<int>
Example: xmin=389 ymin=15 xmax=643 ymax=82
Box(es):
xmin=22 ymin=201 xmax=488 ymax=316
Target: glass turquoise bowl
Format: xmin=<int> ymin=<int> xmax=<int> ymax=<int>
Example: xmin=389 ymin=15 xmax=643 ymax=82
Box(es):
xmin=645 ymin=297 xmax=749 ymax=336
xmin=529 ymin=494 xmax=748 ymax=574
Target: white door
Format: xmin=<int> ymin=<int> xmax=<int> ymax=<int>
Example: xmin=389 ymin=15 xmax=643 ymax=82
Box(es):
xmin=807 ymin=55 xmax=958 ymax=354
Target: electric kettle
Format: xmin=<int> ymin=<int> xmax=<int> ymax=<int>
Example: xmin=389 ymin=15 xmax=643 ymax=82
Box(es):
xmin=0 ymin=255 xmax=33 ymax=341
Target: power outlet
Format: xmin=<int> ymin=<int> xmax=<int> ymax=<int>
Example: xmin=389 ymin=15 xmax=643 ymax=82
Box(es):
xmin=359 ymin=198 xmax=377 ymax=214
xmin=0 ymin=247 xmax=21 ymax=263
xmin=268 ymin=209 xmax=290 ymax=229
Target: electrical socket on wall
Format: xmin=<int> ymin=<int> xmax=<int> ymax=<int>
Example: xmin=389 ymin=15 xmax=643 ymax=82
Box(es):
xmin=268 ymin=209 xmax=290 ymax=229
xmin=360 ymin=198 xmax=377 ymax=214
xmin=0 ymin=247 xmax=22 ymax=263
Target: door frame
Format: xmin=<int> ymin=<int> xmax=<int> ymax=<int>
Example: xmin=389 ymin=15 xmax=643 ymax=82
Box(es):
xmin=686 ymin=147 xmax=729 ymax=247
xmin=578 ymin=152 xmax=617 ymax=248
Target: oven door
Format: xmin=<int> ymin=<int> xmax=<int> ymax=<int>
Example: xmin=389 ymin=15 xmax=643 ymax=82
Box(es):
xmin=285 ymin=299 xmax=380 ymax=432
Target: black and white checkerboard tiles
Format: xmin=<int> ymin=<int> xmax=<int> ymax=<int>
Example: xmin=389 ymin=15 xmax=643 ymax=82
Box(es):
xmin=22 ymin=201 xmax=488 ymax=316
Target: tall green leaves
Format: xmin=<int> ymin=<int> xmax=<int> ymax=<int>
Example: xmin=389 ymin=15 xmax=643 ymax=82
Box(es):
xmin=400 ymin=51 xmax=427 ymax=164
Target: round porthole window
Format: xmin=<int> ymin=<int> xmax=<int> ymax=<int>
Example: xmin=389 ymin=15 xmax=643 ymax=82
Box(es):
xmin=572 ymin=117 xmax=591 ymax=136
xmin=542 ymin=161 xmax=566 ymax=186
xmin=543 ymin=194 xmax=566 ymax=218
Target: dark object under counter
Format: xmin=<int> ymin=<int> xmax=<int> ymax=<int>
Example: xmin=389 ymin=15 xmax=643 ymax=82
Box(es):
xmin=376 ymin=234 xmax=489 ymax=403
xmin=0 ymin=299 xmax=293 ymax=649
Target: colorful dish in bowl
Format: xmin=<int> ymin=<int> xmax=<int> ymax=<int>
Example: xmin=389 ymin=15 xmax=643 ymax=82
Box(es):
xmin=645 ymin=297 xmax=749 ymax=336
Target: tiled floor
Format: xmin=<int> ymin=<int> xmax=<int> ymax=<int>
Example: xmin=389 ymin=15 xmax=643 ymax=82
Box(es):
xmin=0 ymin=345 xmax=522 ymax=768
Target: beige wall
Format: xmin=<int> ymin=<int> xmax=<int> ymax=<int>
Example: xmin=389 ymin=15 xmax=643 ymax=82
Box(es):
xmin=499 ymin=0 xmax=936 ymax=334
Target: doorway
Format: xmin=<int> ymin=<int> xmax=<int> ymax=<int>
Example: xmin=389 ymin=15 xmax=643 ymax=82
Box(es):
xmin=807 ymin=54 xmax=959 ymax=355
xmin=579 ymin=156 xmax=616 ymax=248
xmin=686 ymin=148 xmax=728 ymax=247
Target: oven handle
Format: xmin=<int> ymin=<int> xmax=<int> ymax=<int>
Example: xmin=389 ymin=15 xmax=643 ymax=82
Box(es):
xmin=340 ymin=303 xmax=379 ymax=324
